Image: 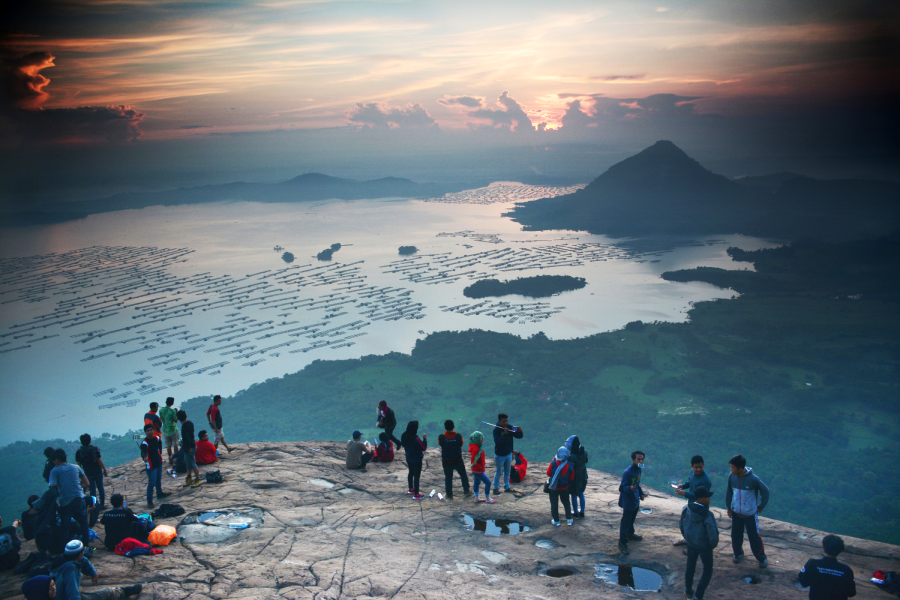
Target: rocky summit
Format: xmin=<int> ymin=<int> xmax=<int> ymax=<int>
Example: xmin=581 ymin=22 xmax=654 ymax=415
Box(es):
xmin=3 ymin=441 xmax=897 ymax=599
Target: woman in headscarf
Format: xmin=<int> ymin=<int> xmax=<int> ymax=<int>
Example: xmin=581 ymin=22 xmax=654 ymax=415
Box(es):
xmin=468 ymin=431 xmax=496 ymax=503
xmin=399 ymin=421 xmax=427 ymax=499
xmin=546 ymin=446 xmax=575 ymax=526
xmin=565 ymin=435 xmax=589 ymax=519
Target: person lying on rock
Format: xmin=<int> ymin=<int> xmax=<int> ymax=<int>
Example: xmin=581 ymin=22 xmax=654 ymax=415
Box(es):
xmin=346 ymin=431 xmax=373 ymax=471
xmin=43 ymin=540 xmax=142 ymax=600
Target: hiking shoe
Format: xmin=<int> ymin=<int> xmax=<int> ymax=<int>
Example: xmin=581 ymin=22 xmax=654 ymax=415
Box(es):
xmin=412 ymin=493 xmax=425 ymax=500
xmin=157 ymin=492 xmax=171 ymax=498
xmin=618 ymin=541 xmax=630 ymax=555
xmin=759 ymin=558 xmax=768 ymax=569
xmin=492 ymin=488 xmax=500 ymax=494
xmin=566 ymin=519 xmax=573 ymax=525
xmin=146 ymin=501 xmax=155 ymax=508
xmin=191 ymin=479 xmax=202 ymax=487
xmin=183 ymin=477 xmax=193 ymax=487
xmin=674 ymin=538 xmax=688 ymax=546
xmin=733 ymin=554 xmax=744 ymax=564
xmin=123 ymin=584 xmax=143 ymax=597
xmin=485 ymin=498 xmax=497 ymax=504
xmin=628 ymin=533 xmax=643 ymax=541
xmin=551 ymin=520 xmax=560 ymax=527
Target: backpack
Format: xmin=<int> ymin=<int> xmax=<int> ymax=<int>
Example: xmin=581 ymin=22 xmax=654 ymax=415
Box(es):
xmin=172 ymin=450 xmax=186 ymax=474
xmin=205 ymin=470 xmax=224 ymax=484
xmin=0 ymin=533 xmax=13 ymax=556
xmin=78 ymin=446 xmax=100 ymax=469
xmin=132 ymin=517 xmax=155 ymax=541
xmin=151 ymin=504 xmax=185 ymax=519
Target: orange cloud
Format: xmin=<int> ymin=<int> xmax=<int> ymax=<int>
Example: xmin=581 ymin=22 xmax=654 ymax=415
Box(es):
xmin=7 ymin=51 xmax=55 ymax=109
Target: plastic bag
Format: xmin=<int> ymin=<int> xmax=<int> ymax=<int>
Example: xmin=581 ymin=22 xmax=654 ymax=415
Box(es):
xmin=147 ymin=525 xmax=178 ymax=546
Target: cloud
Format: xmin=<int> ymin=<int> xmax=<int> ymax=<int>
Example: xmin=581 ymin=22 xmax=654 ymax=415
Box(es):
xmin=594 ymin=74 xmax=645 ymax=81
xmin=466 ymin=91 xmax=534 ymax=132
xmin=559 ymin=93 xmax=701 ymax=130
xmin=438 ymin=95 xmax=484 ymax=108
xmin=15 ymin=105 xmax=145 ymax=143
xmin=346 ymin=101 xmax=437 ymax=129
xmin=3 ymin=51 xmax=55 ymax=110
xmin=178 ymin=125 xmax=212 ymax=130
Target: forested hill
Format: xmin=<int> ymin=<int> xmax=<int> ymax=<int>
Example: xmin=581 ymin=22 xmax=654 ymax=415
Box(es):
xmin=506 ymin=140 xmax=900 ymax=240
xmin=2 ymin=237 xmax=898 ymax=545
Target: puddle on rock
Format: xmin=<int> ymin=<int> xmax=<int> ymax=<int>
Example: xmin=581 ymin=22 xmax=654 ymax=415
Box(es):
xmin=595 ymin=564 xmax=662 ymax=592
xmin=640 ymin=508 xmax=652 ymax=514
xmin=178 ymin=508 xmax=264 ymax=543
xmin=462 ymin=514 xmax=530 ymax=536
xmin=742 ymin=575 xmax=761 ymax=584
xmin=545 ymin=567 xmax=577 ymax=578
xmin=535 ymin=539 xmax=563 ymax=549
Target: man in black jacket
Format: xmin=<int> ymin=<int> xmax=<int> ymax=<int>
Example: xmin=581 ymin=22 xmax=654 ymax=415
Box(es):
xmin=140 ymin=424 xmax=170 ymax=508
xmin=377 ymin=401 xmax=402 ymax=447
xmin=178 ymin=410 xmax=202 ymax=487
xmin=438 ymin=420 xmax=470 ymax=500
xmin=799 ymin=534 xmax=856 ymax=600
xmin=99 ymin=494 xmax=140 ymax=551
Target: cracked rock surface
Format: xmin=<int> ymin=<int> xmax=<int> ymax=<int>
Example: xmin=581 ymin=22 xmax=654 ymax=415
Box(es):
xmin=2 ymin=441 xmax=897 ymax=599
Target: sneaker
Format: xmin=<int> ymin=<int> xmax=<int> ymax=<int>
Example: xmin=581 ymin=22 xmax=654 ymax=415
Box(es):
xmin=733 ymin=554 xmax=744 ymax=564
xmin=412 ymin=493 xmax=425 ymax=500
xmin=183 ymin=477 xmax=193 ymax=487
xmin=446 ymin=494 xmax=453 ymax=500
xmin=157 ymin=492 xmax=171 ymax=498
xmin=407 ymin=489 xmax=414 ymax=494
xmin=685 ymin=589 xmax=694 ymax=599
xmin=464 ymin=490 xmax=473 ymax=496
xmin=574 ymin=513 xmax=583 ymax=520
xmin=492 ymin=488 xmax=501 ymax=494
xmin=674 ymin=538 xmax=688 ymax=546
xmin=191 ymin=479 xmax=202 ymax=487
xmin=628 ymin=533 xmax=643 ymax=541
xmin=566 ymin=519 xmax=573 ymax=525
xmin=475 ymin=497 xmax=486 ymax=503
xmin=504 ymin=487 xmax=511 ymax=493
xmin=682 ymin=549 xmax=688 ymax=556
xmin=618 ymin=541 xmax=630 ymax=555
xmin=758 ymin=558 xmax=768 ymax=569
xmin=123 ymin=584 xmax=143 ymax=597
xmin=485 ymin=498 xmax=497 ymax=504
xmin=551 ymin=520 xmax=560 ymax=527
xmin=146 ymin=501 xmax=155 ymax=508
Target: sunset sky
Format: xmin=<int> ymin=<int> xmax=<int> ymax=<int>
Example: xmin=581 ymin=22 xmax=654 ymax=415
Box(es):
xmin=1 ymin=0 xmax=897 ymax=205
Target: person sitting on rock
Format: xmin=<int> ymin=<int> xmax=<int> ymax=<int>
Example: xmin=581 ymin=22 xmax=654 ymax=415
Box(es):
xmin=510 ymin=451 xmax=528 ymax=484
xmin=679 ymin=486 xmax=719 ymax=600
xmin=20 ymin=495 xmax=40 ymax=541
xmin=346 ymin=431 xmax=373 ymax=471
xmin=195 ymin=430 xmax=219 ymax=465
xmin=799 ymin=534 xmax=856 ymax=600
xmin=99 ymin=494 xmax=140 ymax=552
xmin=0 ymin=516 xmax=23 ymax=570
xmin=48 ymin=540 xmax=142 ymax=600
xmin=371 ymin=432 xmax=394 ymax=463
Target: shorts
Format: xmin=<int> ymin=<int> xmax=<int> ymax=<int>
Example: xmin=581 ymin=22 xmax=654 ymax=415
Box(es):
xmin=184 ymin=448 xmax=198 ymax=470
xmin=164 ymin=433 xmax=179 ymax=448
xmin=214 ymin=429 xmax=225 ymax=443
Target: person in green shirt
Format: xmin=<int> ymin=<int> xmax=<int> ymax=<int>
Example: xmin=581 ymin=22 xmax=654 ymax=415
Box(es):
xmin=158 ymin=397 xmax=179 ymax=463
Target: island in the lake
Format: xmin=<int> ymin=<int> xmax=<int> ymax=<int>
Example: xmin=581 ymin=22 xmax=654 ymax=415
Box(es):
xmin=316 ymin=243 xmax=342 ymax=261
xmin=463 ymin=274 xmax=586 ymax=299
xmin=281 ymin=251 xmax=295 ymax=263
xmin=398 ymin=245 xmax=418 ymax=255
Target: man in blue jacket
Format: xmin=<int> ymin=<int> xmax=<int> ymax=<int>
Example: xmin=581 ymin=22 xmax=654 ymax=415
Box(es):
xmin=679 ymin=487 xmax=719 ymax=600
xmin=674 ymin=455 xmax=713 ymax=547
xmin=617 ymin=450 xmax=645 ymax=555
xmin=725 ymin=454 xmax=770 ymax=568
xmin=491 ymin=413 xmax=524 ymax=494
xmin=45 ymin=540 xmax=142 ymax=600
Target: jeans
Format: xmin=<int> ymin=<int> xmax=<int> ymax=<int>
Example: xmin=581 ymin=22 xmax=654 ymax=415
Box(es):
xmin=407 ymin=462 xmax=422 ymax=494
xmin=58 ymin=496 xmax=89 ymax=547
xmin=549 ymin=490 xmax=572 ymax=522
xmin=685 ymin=547 xmax=714 ymax=599
xmin=81 ymin=588 xmax=126 ymax=600
xmin=492 ymin=454 xmax=512 ymax=490
xmin=146 ymin=466 xmax=163 ymax=504
xmin=87 ymin=473 xmax=106 ymax=507
xmin=472 ymin=472 xmax=491 ymax=496
xmin=731 ymin=513 xmax=766 ymax=561
xmin=619 ymin=508 xmax=639 ymax=543
xmin=571 ymin=491 xmax=585 ymax=514
xmin=442 ymin=461 xmax=470 ymax=497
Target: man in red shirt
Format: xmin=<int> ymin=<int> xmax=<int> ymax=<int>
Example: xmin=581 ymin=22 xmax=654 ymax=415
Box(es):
xmin=206 ymin=395 xmax=233 ymax=453
xmin=144 ymin=402 xmax=162 ymax=436
xmin=195 ymin=431 xmax=219 ymax=465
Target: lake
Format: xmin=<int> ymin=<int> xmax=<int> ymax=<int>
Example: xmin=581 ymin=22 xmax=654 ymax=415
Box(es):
xmin=0 ymin=183 xmax=780 ymax=444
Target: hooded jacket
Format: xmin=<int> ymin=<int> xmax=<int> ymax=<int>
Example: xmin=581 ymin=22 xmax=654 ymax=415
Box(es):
xmin=679 ymin=502 xmax=720 ymax=550
xmin=50 ymin=555 xmax=96 ymax=600
xmin=725 ymin=467 xmax=770 ymax=516
xmin=438 ymin=431 xmax=464 ymax=464
xmin=565 ymin=436 xmax=589 ymax=494
xmin=400 ymin=422 xmax=427 ymax=463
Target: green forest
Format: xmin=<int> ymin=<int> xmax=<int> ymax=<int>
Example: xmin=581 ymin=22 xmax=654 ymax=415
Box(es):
xmin=2 ymin=238 xmax=897 ymax=544
xmin=463 ymin=275 xmax=586 ymax=299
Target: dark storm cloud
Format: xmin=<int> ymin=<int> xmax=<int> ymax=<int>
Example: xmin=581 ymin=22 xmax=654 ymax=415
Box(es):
xmin=467 ymin=91 xmax=534 ymax=132
xmin=438 ymin=95 xmax=483 ymax=108
xmin=346 ymin=102 xmax=437 ymax=128
xmin=14 ymin=105 xmax=145 ymax=143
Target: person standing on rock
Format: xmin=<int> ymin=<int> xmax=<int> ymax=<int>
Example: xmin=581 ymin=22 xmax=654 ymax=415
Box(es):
xmin=492 ymin=413 xmax=524 ymax=494
xmin=31 ymin=448 xmax=90 ymax=550
xmin=547 ymin=446 xmax=575 ymax=526
xmin=725 ymin=454 xmax=770 ymax=568
xmin=376 ymin=400 xmax=402 ymax=447
xmin=207 ymin=395 xmax=233 ymax=453
xmin=143 ymin=402 xmax=162 ymax=436
xmin=679 ymin=486 xmax=719 ymax=600
xmin=799 ymin=534 xmax=856 ymax=600
xmin=140 ymin=423 xmax=170 ymax=508
xmin=159 ymin=396 xmax=179 ymax=463
xmin=674 ymin=455 xmax=712 ymax=547
xmin=75 ymin=434 xmax=108 ymax=510
xmin=400 ymin=421 xmax=427 ymax=499
xmin=565 ymin=435 xmax=589 ymax=519
xmin=438 ymin=420 xmax=471 ymax=500
xmin=177 ymin=410 xmax=202 ymax=487
xmin=468 ymin=432 xmax=495 ymax=504
xmin=346 ymin=431 xmax=373 ymax=471
xmin=617 ymin=450 xmax=646 ymax=555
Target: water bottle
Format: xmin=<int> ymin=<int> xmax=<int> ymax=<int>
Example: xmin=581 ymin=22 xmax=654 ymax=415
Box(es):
xmin=228 ymin=523 xmax=249 ymax=530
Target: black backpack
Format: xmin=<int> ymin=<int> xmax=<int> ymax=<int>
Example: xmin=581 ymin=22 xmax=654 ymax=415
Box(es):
xmin=151 ymin=504 xmax=185 ymax=519
xmin=78 ymin=445 xmax=100 ymax=469
xmin=205 ymin=470 xmax=224 ymax=484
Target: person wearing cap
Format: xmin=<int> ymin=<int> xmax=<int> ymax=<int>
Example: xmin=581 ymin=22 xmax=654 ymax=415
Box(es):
xmin=346 ymin=431 xmax=373 ymax=471
xmin=47 ymin=540 xmax=142 ymax=600
xmin=679 ymin=486 xmax=719 ymax=600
